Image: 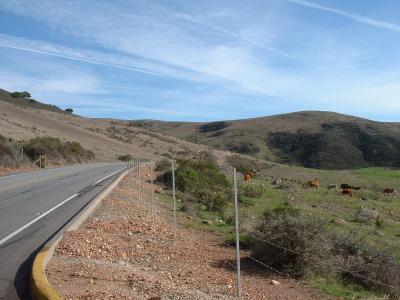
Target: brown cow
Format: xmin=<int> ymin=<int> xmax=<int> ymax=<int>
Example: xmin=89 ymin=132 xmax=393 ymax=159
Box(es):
xmin=307 ymin=179 xmax=320 ymax=189
xmin=244 ymin=173 xmax=252 ymax=182
xmin=342 ymin=188 xmax=353 ymax=197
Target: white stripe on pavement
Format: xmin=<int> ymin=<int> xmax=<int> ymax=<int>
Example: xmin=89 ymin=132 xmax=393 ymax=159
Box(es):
xmin=0 ymin=166 xmax=126 ymax=246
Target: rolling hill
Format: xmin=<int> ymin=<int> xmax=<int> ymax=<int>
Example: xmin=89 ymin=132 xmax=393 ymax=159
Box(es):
xmin=128 ymin=111 xmax=400 ymax=169
xmin=0 ymin=88 xmax=208 ymax=162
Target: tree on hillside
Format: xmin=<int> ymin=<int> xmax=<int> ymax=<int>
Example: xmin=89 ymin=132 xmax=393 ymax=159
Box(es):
xmin=10 ymin=91 xmax=31 ymax=98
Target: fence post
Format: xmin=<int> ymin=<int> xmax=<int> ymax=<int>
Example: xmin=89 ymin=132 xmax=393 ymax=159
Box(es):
xmin=233 ymin=167 xmax=241 ymax=298
xmin=151 ymin=161 xmax=155 ymax=215
xmin=172 ymin=160 xmax=177 ymax=240
xmin=138 ymin=157 xmax=141 ymax=203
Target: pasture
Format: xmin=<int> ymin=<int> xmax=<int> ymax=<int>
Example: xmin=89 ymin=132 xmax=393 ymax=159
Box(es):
xmin=256 ymin=166 xmax=400 ymax=258
xmin=158 ymin=162 xmax=400 ymax=299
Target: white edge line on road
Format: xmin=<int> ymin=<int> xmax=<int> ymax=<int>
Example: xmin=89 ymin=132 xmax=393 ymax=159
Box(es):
xmin=0 ymin=166 xmax=127 ymax=246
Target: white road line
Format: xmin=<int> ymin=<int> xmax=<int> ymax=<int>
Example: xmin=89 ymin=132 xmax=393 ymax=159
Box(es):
xmin=92 ymin=167 xmax=126 ymax=186
xmin=0 ymin=166 xmax=126 ymax=246
xmin=0 ymin=193 xmax=78 ymax=246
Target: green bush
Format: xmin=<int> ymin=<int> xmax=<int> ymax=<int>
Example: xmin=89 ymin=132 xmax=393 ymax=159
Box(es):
xmin=24 ymin=137 xmax=94 ymax=163
xmin=157 ymin=158 xmax=231 ymax=213
xmin=11 ymin=91 xmax=31 ymax=98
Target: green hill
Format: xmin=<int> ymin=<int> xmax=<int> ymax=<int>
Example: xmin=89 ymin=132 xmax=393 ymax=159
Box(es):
xmin=129 ymin=111 xmax=400 ymax=169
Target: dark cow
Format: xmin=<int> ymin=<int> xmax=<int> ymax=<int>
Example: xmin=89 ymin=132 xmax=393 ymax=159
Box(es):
xmin=383 ymin=188 xmax=398 ymax=196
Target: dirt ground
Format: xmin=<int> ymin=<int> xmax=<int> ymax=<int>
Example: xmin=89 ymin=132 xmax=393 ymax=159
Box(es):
xmin=46 ymin=166 xmax=330 ymax=300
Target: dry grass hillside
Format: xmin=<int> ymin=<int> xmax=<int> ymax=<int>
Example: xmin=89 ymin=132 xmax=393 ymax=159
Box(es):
xmin=129 ymin=112 xmax=400 ymax=169
xmin=0 ymin=89 xmax=207 ymax=162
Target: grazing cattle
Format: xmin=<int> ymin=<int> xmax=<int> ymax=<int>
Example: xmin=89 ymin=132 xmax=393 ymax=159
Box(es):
xmin=328 ymin=184 xmax=339 ymax=190
xmin=244 ymin=173 xmax=252 ymax=182
xmin=383 ymin=188 xmax=398 ymax=195
xmin=342 ymin=189 xmax=353 ymax=197
xmin=307 ymin=179 xmax=320 ymax=189
xmin=271 ymin=177 xmax=282 ymax=186
xmin=341 ymin=184 xmax=352 ymax=189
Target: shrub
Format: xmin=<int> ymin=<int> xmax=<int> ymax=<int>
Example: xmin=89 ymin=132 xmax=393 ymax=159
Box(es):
xmin=227 ymin=142 xmax=260 ymax=154
xmin=65 ymin=108 xmax=73 ymax=113
xmin=332 ymin=233 xmax=400 ymax=298
xmin=193 ymin=150 xmax=217 ymax=164
xmin=118 ymin=154 xmax=133 ymax=162
xmin=251 ymin=202 xmax=331 ymax=276
xmin=199 ymin=121 xmax=230 ymax=133
xmin=157 ymin=158 xmax=231 ymax=213
xmin=250 ymin=202 xmax=400 ymax=298
xmin=24 ymin=137 xmax=94 ymax=163
xmin=11 ymin=91 xmax=31 ymax=98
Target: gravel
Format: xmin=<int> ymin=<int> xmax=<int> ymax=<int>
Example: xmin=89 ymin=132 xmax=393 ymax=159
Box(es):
xmin=47 ymin=167 xmax=329 ymax=299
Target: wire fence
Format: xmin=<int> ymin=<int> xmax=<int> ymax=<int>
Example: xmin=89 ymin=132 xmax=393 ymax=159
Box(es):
xmin=128 ymin=158 xmax=397 ymax=299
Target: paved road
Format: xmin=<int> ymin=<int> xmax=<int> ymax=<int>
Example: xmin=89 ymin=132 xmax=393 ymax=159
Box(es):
xmin=0 ymin=163 xmax=127 ymax=300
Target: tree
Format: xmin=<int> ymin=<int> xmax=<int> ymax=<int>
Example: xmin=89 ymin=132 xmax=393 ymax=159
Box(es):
xmin=65 ymin=108 xmax=73 ymax=113
xmin=21 ymin=91 xmax=31 ymax=98
xmin=10 ymin=91 xmax=31 ymax=98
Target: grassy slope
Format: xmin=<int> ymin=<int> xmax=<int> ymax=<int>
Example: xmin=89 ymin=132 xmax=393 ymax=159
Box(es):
xmin=159 ymin=162 xmax=400 ymax=299
xmin=0 ymin=89 xmax=208 ymax=161
xmin=129 ymin=111 xmax=400 ymax=169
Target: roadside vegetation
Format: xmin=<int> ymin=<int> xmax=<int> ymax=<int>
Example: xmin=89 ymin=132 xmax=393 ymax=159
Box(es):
xmin=0 ymin=135 xmax=95 ymax=169
xmin=156 ymin=154 xmax=400 ymax=299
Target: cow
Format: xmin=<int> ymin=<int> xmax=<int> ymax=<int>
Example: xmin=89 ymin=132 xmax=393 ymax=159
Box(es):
xmin=342 ymin=188 xmax=353 ymax=197
xmin=383 ymin=188 xmax=398 ymax=196
xmin=328 ymin=184 xmax=339 ymax=190
xmin=307 ymin=179 xmax=320 ymax=189
xmin=341 ymin=184 xmax=352 ymax=189
xmin=271 ymin=177 xmax=282 ymax=186
xmin=243 ymin=173 xmax=252 ymax=182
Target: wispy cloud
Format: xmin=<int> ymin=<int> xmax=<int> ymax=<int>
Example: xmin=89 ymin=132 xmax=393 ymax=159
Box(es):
xmin=288 ymin=0 xmax=400 ymax=32
xmin=0 ymin=68 xmax=101 ymax=95
xmin=0 ymin=0 xmax=399 ymax=120
xmin=170 ymin=11 xmax=294 ymax=58
xmin=0 ymin=34 xmax=188 ymax=79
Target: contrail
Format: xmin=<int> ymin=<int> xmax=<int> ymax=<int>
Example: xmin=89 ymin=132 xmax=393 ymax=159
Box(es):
xmin=0 ymin=41 xmax=167 ymax=78
xmin=288 ymin=0 xmax=400 ymax=32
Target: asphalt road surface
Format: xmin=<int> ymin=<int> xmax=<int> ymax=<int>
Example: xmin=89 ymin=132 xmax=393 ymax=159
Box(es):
xmin=0 ymin=162 xmax=127 ymax=300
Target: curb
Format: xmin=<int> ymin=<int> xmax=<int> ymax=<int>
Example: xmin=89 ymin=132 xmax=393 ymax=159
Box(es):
xmin=30 ymin=169 xmax=129 ymax=300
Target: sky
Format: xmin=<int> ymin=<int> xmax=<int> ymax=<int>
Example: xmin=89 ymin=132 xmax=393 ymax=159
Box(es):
xmin=0 ymin=0 xmax=399 ymax=122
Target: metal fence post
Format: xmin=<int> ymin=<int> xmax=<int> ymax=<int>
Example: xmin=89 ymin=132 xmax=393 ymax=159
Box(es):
xmin=233 ymin=167 xmax=241 ymax=298
xmin=151 ymin=161 xmax=155 ymax=215
xmin=172 ymin=160 xmax=177 ymax=240
xmin=138 ymin=157 xmax=141 ymax=203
